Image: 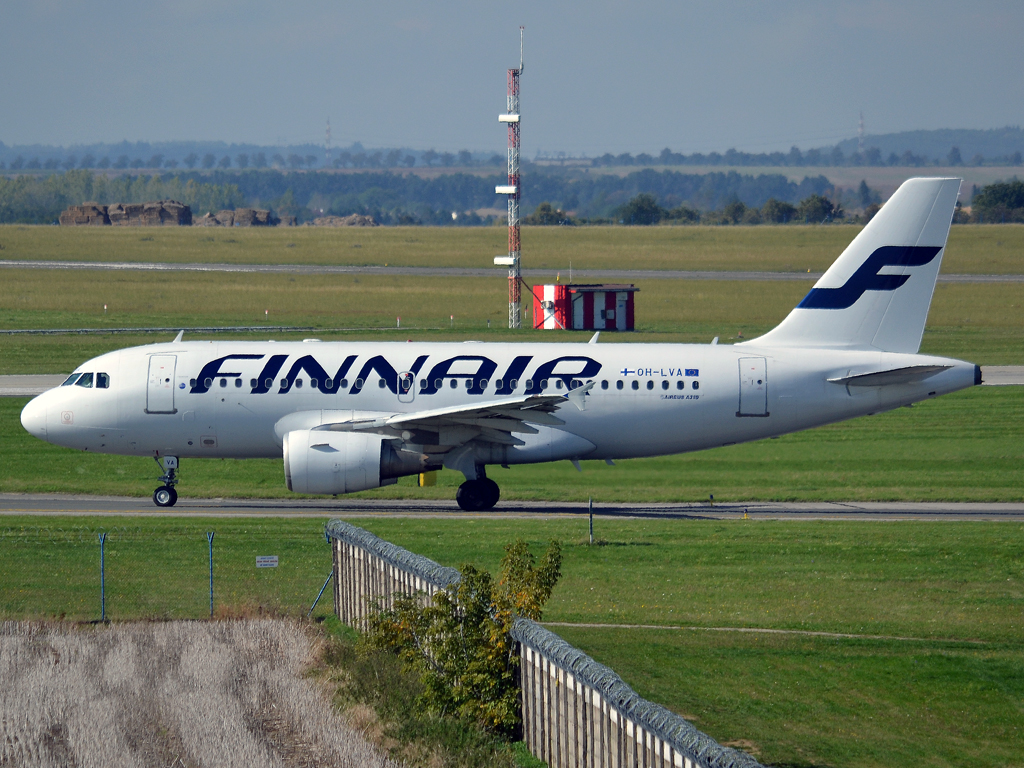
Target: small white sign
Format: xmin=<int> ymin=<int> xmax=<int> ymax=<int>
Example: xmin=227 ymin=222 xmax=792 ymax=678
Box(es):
xmin=256 ymin=556 xmax=279 ymax=568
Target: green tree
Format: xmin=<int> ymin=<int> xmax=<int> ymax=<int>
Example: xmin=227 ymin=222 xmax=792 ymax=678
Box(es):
xmin=523 ymin=201 xmax=573 ymax=225
xmin=947 ymin=146 xmax=963 ymax=166
xmin=235 ymin=153 xmax=249 ymax=169
xmin=183 ymin=153 xmax=198 ymax=169
xmin=617 ymin=192 xmax=664 ymax=225
xmin=217 ymin=155 xmax=231 ymax=169
xmin=365 ymin=539 xmax=562 ymax=735
xmin=971 ymin=180 xmax=1024 ymax=223
xmin=201 ymin=153 xmax=216 ymax=169
xmin=761 ymin=198 xmax=796 ymax=223
xmin=798 ymin=193 xmax=839 ymax=223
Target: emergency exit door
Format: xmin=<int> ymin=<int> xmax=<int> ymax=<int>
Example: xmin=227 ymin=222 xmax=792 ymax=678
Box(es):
xmin=147 ymin=355 xmax=177 ymax=413
xmin=737 ymin=357 xmax=768 ymax=417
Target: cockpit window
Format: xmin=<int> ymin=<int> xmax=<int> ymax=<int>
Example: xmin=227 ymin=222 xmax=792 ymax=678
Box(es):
xmin=75 ymin=373 xmax=94 ymax=388
xmin=97 ymin=373 xmax=110 ymax=389
xmin=61 ymin=373 xmax=82 ymax=386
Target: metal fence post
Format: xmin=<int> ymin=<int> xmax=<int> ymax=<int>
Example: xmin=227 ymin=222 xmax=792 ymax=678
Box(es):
xmin=589 ymin=498 xmax=594 ymax=545
xmin=207 ymin=531 xmax=215 ymax=619
xmin=98 ymin=532 xmax=107 ymax=622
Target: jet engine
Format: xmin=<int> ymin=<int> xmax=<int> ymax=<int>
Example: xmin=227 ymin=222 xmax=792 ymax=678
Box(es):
xmin=283 ymin=430 xmax=430 ymax=495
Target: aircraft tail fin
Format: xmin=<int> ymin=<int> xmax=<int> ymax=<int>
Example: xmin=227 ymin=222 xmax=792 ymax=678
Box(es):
xmin=747 ymin=177 xmax=961 ymax=353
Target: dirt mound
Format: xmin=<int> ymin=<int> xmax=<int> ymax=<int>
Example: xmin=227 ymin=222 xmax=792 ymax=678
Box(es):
xmin=307 ymin=214 xmax=378 ymax=227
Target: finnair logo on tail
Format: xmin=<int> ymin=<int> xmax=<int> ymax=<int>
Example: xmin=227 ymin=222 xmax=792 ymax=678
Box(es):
xmin=798 ymin=245 xmax=942 ymax=310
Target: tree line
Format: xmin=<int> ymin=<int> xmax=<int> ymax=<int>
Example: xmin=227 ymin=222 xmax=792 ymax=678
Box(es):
xmin=0 ymin=170 xmax=245 ymax=224
xmin=2 ymin=169 xmax=1020 ymax=226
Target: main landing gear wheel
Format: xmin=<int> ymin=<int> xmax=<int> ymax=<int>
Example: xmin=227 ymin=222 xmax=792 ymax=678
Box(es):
xmin=456 ymin=478 xmax=500 ymax=511
xmin=153 ymin=486 xmax=177 ymax=507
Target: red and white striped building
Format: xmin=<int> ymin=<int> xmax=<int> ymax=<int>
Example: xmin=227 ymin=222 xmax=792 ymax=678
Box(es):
xmin=531 ymin=284 xmax=638 ymax=331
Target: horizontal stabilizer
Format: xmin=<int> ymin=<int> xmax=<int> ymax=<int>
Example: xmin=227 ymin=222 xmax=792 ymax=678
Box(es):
xmin=827 ymin=365 xmax=951 ymax=387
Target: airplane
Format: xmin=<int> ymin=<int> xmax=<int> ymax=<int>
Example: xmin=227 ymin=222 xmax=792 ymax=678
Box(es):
xmin=20 ymin=177 xmax=980 ymax=510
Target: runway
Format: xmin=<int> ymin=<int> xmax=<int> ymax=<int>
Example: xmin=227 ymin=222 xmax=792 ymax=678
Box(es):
xmin=0 ymin=493 xmax=1022 ymax=520
xmin=2 ymin=259 xmax=1023 ymax=283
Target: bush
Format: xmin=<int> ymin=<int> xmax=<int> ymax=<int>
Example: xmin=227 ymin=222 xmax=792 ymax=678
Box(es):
xmin=364 ymin=539 xmax=562 ymax=737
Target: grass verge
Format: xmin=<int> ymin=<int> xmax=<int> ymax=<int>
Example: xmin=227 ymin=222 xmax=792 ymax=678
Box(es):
xmin=2 ymin=223 xmax=1022 ymax=274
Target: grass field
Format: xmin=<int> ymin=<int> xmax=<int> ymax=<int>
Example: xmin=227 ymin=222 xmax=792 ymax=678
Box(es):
xmin=2 ymin=514 xmax=1021 ymax=768
xmin=1 ymin=268 xmax=1022 ymax=371
xmin=1 ymin=222 xmax=1022 ymax=274
xmin=3 ymin=386 xmax=1023 ymax=503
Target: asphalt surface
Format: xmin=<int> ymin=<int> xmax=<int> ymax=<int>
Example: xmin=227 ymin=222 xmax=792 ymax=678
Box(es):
xmin=4 ymin=367 xmax=1022 ymax=397
xmin=3 ymin=259 xmax=1023 ymax=283
xmin=0 ymin=494 xmax=1022 ymax=520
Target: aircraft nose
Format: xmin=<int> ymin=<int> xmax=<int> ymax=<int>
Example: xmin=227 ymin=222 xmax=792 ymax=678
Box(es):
xmin=20 ymin=397 xmax=47 ymax=439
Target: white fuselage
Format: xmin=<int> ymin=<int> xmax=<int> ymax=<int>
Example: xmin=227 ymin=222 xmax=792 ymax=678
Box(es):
xmin=20 ymin=339 xmax=978 ymax=464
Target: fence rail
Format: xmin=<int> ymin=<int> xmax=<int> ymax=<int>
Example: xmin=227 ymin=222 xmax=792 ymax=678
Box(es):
xmin=324 ymin=519 xmax=764 ymax=768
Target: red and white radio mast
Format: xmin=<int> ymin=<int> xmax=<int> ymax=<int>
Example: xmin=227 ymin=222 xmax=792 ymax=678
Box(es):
xmin=494 ymin=28 xmax=524 ymax=329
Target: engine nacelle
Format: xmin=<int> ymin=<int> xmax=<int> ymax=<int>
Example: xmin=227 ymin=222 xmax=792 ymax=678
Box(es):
xmin=283 ymin=429 xmax=430 ymax=495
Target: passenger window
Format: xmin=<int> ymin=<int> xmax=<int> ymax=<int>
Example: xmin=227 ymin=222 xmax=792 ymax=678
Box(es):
xmin=62 ymin=373 xmax=82 ymax=387
xmin=510 ymin=379 xmax=518 ymax=389
xmin=677 ymin=380 xmax=684 ymax=390
xmin=250 ymin=378 xmax=257 ymax=388
xmin=219 ymin=378 xmax=227 ymax=388
xmin=355 ymin=378 xmax=364 ymax=388
xmin=555 ymin=380 xmax=563 ymax=390
xmin=311 ymin=379 xmax=319 ymax=389
xmin=296 ymin=379 xmax=304 ymax=388
xmin=601 ymin=380 xmax=609 ymax=390
xmin=480 ymin=379 xmax=489 ymax=389
xmin=616 ymin=380 xmax=624 ymax=390
xmin=75 ymin=373 xmax=94 ymax=388
xmin=494 ymin=379 xmax=503 ymax=390
xmin=662 ymin=380 xmax=669 ymax=390
xmin=692 ymin=381 xmax=700 ymax=390
xmin=631 ymin=380 xmax=639 ymax=390
xmin=450 ymin=379 xmax=458 ymax=389
xmin=97 ymin=373 xmax=110 ymax=389
xmin=525 ymin=379 xmax=533 ymax=389
xmin=378 ymin=379 xmax=386 ymax=388
xmin=420 ymin=379 xmax=428 ymax=388
xmin=190 ymin=378 xmax=197 ymax=387
xmin=646 ymin=380 xmax=654 ymax=390
xmin=540 ymin=379 xmax=549 ymax=390
xmin=235 ymin=378 xmax=242 ymax=388
xmin=340 ymin=379 xmax=349 ymax=388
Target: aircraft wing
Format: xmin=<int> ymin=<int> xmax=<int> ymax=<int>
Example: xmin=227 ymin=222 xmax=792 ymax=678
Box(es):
xmin=319 ymin=383 xmax=593 ymax=447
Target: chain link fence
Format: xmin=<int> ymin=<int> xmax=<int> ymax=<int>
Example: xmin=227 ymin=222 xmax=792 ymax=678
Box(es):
xmin=0 ymin=523 xmax=334 ymax=622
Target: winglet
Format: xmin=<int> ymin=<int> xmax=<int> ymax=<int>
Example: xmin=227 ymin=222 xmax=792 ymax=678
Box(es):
xmin=566 ymin=381 xmax=595 ymax=411
xmin=173 ymin=330 xmax=184 ymax=343
xmin=588 ymin=332 xmax=600 ymax=344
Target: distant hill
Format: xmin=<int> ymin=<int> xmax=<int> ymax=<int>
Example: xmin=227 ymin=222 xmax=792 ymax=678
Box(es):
xmin=833 ymin=127 xmax=1024 ymax=163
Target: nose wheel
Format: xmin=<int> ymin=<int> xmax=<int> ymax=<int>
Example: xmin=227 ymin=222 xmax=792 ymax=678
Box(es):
xmin=456 ymin=478 xmax=500 ymax=511
xmin=154 ymin=486 xmax=178 ymax=507
xmin=153 ymin=456 xmax=180 ymax=507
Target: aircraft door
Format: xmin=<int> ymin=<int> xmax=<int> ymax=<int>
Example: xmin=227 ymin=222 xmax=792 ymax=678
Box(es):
xmin=398 ymin=371 xmax=415 ymax=403
xmin=737 ymin=357 xmax=768 ymax=417
xmin=147 ymin=355 xmax=177 ymax=414
xmin=572 ymin=293 xmax=585 ymax=330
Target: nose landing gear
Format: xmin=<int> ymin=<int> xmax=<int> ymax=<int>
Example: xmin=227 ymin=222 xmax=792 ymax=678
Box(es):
xmin=153 ymin=456 xmax=179 ymax=507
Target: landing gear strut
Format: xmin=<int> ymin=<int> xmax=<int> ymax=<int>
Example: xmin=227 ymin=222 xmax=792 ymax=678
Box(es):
xmin=153 ymin=456 xmax=179 ymax=507
xmin=456 ymin=476 xmax=500 ymax=512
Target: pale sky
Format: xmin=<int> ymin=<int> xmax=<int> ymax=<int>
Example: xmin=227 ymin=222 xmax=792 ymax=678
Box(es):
xmin=1 ymin=0 xmax=1021 ymax=155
